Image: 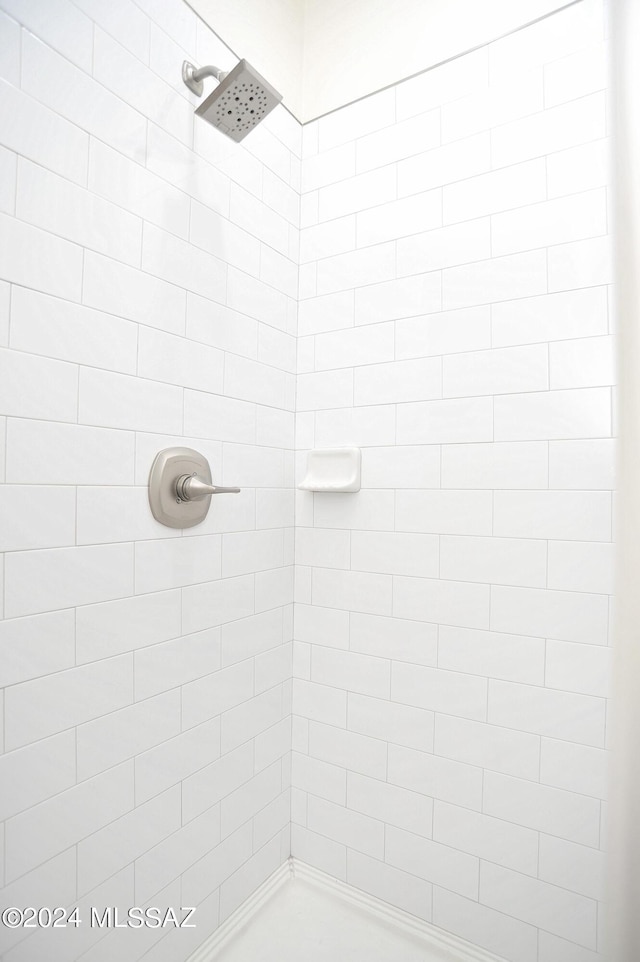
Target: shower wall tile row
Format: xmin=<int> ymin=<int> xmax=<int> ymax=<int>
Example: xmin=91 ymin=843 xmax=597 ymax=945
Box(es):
xmin=0 ymin=0 xmax=299 ymax=959
xmin=293 ymin=3 xmax=611 ymax=962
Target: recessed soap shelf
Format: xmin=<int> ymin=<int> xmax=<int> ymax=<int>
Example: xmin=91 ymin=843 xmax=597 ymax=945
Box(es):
xmin=298 ymin=448 xmax=361 ymax=493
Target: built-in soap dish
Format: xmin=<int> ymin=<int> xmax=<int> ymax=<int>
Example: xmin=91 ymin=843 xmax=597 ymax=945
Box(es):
xmin=298 ymin=447 xmax=361 ymax=493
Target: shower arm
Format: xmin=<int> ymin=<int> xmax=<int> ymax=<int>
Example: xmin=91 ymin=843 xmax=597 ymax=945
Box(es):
xmin=182 ymin=61 xmax=228 ymax=97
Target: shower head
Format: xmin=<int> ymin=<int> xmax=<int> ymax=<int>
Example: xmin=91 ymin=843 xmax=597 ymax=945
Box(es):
xmin=182 ymin=58 xmax=282 ymax=142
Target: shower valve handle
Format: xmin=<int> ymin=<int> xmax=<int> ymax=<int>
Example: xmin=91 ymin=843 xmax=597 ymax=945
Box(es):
xmin=176 ymin=474 xmax=240 ymax=502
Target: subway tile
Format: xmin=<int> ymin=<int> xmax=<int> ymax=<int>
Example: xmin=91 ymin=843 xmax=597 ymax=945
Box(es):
xmin=138 ymin=326 xmax=224 ymax=393
xmin=315 ymin=404 xmax=396 ymax=447
xmin=397 ymin=397 xmax=493 ymax=445
xmin=540 ymin=739 xmax=608 ymax=800
xmin=548 ymin=541 xmax=614 ymax=594
xmin=386 ymin=825 xmax=479 ymax=899
xmin=182 ymin=660 xmax=253 ymax=731
xmin=0 ymin=485 xmax=76 ymax=552
xmin=488 ymin=679 xmax=606 ymax=748
xmin=302 ymin=142 xmax=355 ymax=191
xmin=22 ymin=32 xmax=146 ymax=162
xmin=443 ymin=250 xmax=547 ymax=310
xmin=319 ymin=167 xmax=396 ymax=222
xmin=187 ymin=294 xmax=258 ymax=357
xmin=78 ymin=787 xmax=181 ymax=896
xmin=491 ymin=585 xmax=609 ymax=647
xmin=135 ymin=628 xmax=221 ymax=702
xmin=0 ymin=610 xmax=75 ymax=688
xmin=221 ymin=762 xmax=282 ymax=838
xmin=5 ymin=543 xmax=134 ymax=619
xmin=182 ymin=742 xmax=254 ymax=824
xmin=349 ymin=613 xmax=438 ymax=667
xmin=5 ymin=419 xmax=135 ymax=486
xmin=392 ymin=662 xmax=487 ymax=721
xmin=354 ymin=357 xmax=442 ymax=405
xmin=538 ymin=932 xmax=603 ymax=962
xmin=544 ymin=42 xmax=607 ymax=108
xmin=221 ymin=687 xmax=282 ymax=754
xmin=0 ymin=211 xmax=83 ymax=301
xmin=0 ymin=348 xmax=78 ymax=423
xmin=494 ymin=388 xmax=612 ymax=442
xmin=0 ymin=731 xmax=76 ymax=821
xmin=348 ymin=693 xmax=434 ymax=753
xmin=397 ymin=49 xmax=488 ymax=121
xmin=148 ymin=123 xmax=230 ymax=218
xmin=312 ymin=647 xmax=390 ymax=699
xmin=73 ymin=0 xmax=151 ymax=62
xmin=83 ymin=251 xmax=186 ymax=335
xmin=396 ymin=490 xmax=493 ymax=536
xmin=347 ymin=851 xmax=432 ymax=921
xmin=308 ymin=721 xmax=387 ymax=780
xmin=547 ymin=139 xmax=608 ymax=200
xmin=356 ymin=109 xmax=440 ymax=173
xmin=77 ymin=691 xmax=181 ymax=782
xmin=357 ymin=190 xmax=442 ymax=247
xmin=5 ymin=654 xmax=132 ymax=750
xmin=292 ymin=679 xmax=347 ymax=727
xmin=5 ymin=763 xmax=133 ymax=884
xmin=394 ymin=575 xmax=490 ymax=630
xmin=398 ymin=132 xmax=491 ymax=197
xmin=360 ymin=445 xmax=441 ymax=489
xmin=10 ymin=286 xmax=138 ymax=374
xmin=182 ymin=574 xmax=255 ymax=635
xmin=136 ymin=806 xmax=221 ymax=905
xmin=313 ymin=568 xmax=392 ymax=616
xmin=2 ymin=0 xmax=93 ymax=71
xmin=549 ymin=439 xmax=615 ymax=490
xmin=0 ymin=9 xmax=20 ymax=84
xmin=548 ymin=236 xmax=612 ymax=291
xmin=444 ymin=159 xmax=546 ymax=224
xmin=0 ymin=143 xmax=16 ymax=215
xmin=294 ymin=603 xmax=350 ymax=649
xmin=313 ymin=490 xmax=395 ymax=532
xmin=318 ymin=88 xmax=395 ymax=151
xmin=438 ymin=626 xmax=545 ymax=685
xmin=307 ymin=795 xmax=384 ymax=859
xmin=291 ymin=825 xmax=346 ymax=880
xmin=442 ymin=68 xmax=543 ymax=143
xmin=550 ymin=335 xmax=615 ymax=390
xmin=491 ymin=92 xmax=605 ymax=168
xmin=298 ymin=290 xmax=354 ymax=336
xmin=539 ymin=833 xmax=605 ymax=901
xmin=295 ymin=528 xmax=350 ymax=569
xmin=142 ymin=222 xmax=226 ymax=304
xmin=441 ymin=441 xmax=548 ymax=489
xmin=546 ymin=640 xmax=611 ymax=698
xmin=299 ymin=215 xmax=356 ymax=264
xmin=492 ymin=189 xmax=607 ymax=257
xmin=480 ymin=861 xmax=597 ymax=949
xmin=433 ymin=800 xmax=538 ymax=876
xmin=483 ymin=770 xmax=601 ymax=847
xmin=135 ymin=717 xmax=220 ymax=804
xmin=443 ymin=345 xmax=548 ymax=398
xmin=491 ymin=287 xmax=608 ymax=348
xmin=79 ymin=368 xmax=182 ymax=434
xmin=17 ymin=158 xmax=142 ymax=266
xmin=433 ymin=888 xmax=537 ymax=962
xmin=398 ymin=218 xmax=490 ymax=276
xmin=435 ymin=714 xmax=539 ymax=780
xmin=227 ymin=267 xmax=289 ymax=330
xmin=0 ymin=78 xmax=89 ymax=185
xmin=351 ymin=531 xmax=439 ymax=578
xmin=494 ymin=490 xmax=611 ymax=541
xmin=396 ymin=306 xmax=492 ymax=359
xmin=316 ymin=242 xmax=397 ymax=295
xmin=295 ymin=369 xmax=353 ymax=411
xmin=76 ymin=590 xmax=181 ymax=663
xmin=355 ymin=273 xmax=441 ymax=326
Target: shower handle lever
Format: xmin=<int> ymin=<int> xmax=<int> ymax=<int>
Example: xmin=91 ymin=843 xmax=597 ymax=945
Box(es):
xmin=176 ymin=474 xmax=240 ymax=502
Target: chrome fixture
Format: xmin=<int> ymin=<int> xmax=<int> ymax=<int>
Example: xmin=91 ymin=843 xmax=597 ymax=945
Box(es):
xmin=148 ymin=447 xmax=240 ymax=529
xmin=182 ymin=58 xmax=282 ymax=142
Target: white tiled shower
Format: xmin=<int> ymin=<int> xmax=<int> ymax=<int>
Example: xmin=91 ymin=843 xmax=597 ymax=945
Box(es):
xmin=0 ymin=1 xmax=613 ymax=961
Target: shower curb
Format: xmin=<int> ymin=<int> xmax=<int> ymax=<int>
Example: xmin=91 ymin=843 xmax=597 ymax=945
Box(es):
xmin=186 ymin=856 xmax=506 ymax=962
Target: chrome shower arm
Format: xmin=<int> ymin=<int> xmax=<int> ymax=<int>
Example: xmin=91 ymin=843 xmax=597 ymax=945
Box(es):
xmin=182 ymin=61 xmax=228 ymax=97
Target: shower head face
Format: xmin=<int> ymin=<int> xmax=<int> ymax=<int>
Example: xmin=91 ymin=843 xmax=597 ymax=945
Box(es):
xmin=195 ymin=59 xmax=282 ymax=142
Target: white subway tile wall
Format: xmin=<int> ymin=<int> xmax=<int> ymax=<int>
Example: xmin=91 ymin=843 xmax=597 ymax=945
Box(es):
xmin=0 ymin=0 xmax=296 ymax=958
xmin=293 ymin=5 xmax=610 ymax=962
xmin=0 ymin=2 xmax=612 ymax=962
